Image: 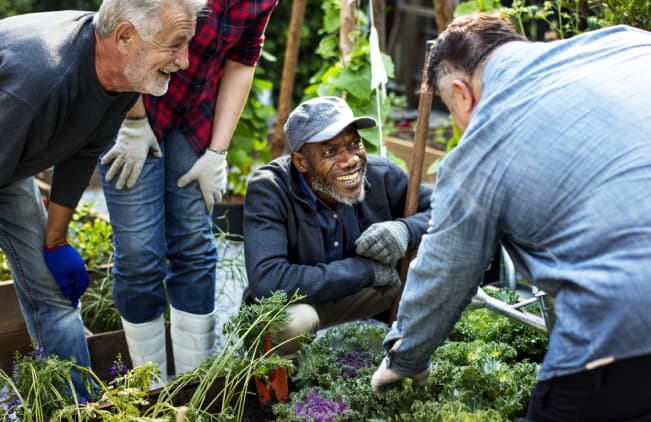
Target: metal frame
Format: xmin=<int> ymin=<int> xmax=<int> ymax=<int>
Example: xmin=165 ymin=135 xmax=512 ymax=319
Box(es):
xmin=468 ymin=247 xmax=554 ymax=335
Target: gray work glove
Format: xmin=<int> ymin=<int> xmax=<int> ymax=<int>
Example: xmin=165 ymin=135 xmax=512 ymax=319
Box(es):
xmin=101 ymin=117 xmax=162 ymax=189
xmin=370 ymin=261 xmax=401 ymax=290
xmin=356 ymin=221 xmax=409 ymax=265
xmin=177 ymin=149 xmax=228 ymax=214
xmin=371 ymin=339 xmax=431 ymax=395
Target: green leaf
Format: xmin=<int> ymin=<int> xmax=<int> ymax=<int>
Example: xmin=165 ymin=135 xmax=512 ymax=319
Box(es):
xmin=332 ymin=66 xmax=372 ymax=99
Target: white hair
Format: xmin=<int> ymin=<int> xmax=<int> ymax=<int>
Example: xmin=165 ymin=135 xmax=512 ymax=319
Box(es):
xmin=93 ymin=0 xmax=207 ymax=41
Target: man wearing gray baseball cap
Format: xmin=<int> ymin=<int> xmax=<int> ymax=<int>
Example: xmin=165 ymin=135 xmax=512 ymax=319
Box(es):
xmin=241 ymin=96 xmax=433 ymax=354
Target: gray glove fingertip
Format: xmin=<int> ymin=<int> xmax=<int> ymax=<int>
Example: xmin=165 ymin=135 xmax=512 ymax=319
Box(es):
xmin=115 ymin=174 xmax=127 ymax=190
xmin=202 ymin=190 xmax=214 ymax=214
xmin=126 ymin=163 xmax=144 ymax=189
xmin=105 ymin=158 xmax=124 ymax=182
xmin=151 ymin=144 xmax=162 ymax=158
xmin=100 ymin=150 xmax=116 ymax=166
xmin=115 ymin=161 xmax=134 ymax=190
xmin=177 ymin=174 xmax=191 ymax=188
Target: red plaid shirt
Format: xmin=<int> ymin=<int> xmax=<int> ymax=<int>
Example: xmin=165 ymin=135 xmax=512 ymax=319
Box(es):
xmin=143 ymin=0 xmax=277 ymax=152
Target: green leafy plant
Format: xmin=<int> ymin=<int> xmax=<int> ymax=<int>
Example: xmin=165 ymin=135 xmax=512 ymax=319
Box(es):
xmin=0 ymin=343 xmax=94 ymax=422
xmin=291 ymin=322 xmax=386 ymax=391
xmin=0 ymin=0 xmax=32 ymax=19
xmin=67 ymin=202 xmax=113 ymax=270
xmin=1 ymin=292 xmax=302 ymax=421
xmin=79 ymin=269 xmax=121 ymax=334
xmin=0 ymin=201 xmax=112 ymax=282
xmin=274 ymin=287 xmax=544 ymax=421
xmin=0 ymin=251 xmax=11 ymax=281
xmin=502 ymin=0 xmax=650 ymax=42
xmin=449 ymin=287 xmax=549 ymax=362
xmin=261 ymin=1 xmax=325 ymax=105
xmin=226 ymin=72 xmax=275 ymax=199
xmin=302 ymin=0 xmax=402 ymax=154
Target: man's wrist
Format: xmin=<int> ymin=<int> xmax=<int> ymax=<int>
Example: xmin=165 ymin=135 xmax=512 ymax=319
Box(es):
xmin=207 ymin=147 xmax=228 ymax=156
xmin=44 ymin=241 xmax=69 ymax=251
xmin=125 ymin=115 xmax=147 ymax=121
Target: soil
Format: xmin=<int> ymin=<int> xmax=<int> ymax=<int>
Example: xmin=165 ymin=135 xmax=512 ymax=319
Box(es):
xmin=153 ymin=378 xmax=276 ymax=421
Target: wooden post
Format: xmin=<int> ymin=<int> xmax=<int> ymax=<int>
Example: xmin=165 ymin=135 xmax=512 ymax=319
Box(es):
xmin=270 ymin=0 xmax=307 ymax=159
xmin=372 ymin=0 xmax=386 ymax=50
xmin=433 ymin=0 xmax=457 ymax=33
xmin=339 ymin=0 xmax=356 ymax=67
xmin=390 ymin=40 xmax=435 ymax=323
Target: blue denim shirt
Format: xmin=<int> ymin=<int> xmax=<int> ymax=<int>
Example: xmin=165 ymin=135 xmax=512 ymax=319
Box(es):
xmin=386 ymin=25 xmax=651 ymax=381
xmin=295 ymin=170 xmax=360 ymax=263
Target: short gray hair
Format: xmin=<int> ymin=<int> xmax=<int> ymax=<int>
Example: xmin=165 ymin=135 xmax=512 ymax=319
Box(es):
xmin=94 ymin=0 xmax=207 ymax=41
xmin=426 ymin=13 xmax=525 ymax=96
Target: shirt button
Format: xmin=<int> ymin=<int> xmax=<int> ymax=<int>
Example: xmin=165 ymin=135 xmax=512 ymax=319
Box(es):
xmin=334 ymin=241 xmax=339 ymax=247
xmin=333 ymin=213 xmax=338 ymax=219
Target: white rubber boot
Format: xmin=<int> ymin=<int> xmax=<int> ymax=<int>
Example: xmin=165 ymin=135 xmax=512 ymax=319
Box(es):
xmin=121 ymin=314 xmax=168 ymax=385
xmin=170 ymin=307 xmax=216 ymax=376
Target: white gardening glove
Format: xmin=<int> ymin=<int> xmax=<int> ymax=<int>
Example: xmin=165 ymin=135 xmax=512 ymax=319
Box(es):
xmin=101 ymin=117 xmax=161 ymax=189
xmin=177 ymin=149 xmax=228 ymax=214
xmin=371 ymin=339 xmax=431 ymax=395
xmin=356 ymin=221 xmax=409 ymax=265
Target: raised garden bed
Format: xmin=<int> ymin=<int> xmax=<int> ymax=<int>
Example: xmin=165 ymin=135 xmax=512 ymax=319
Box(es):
xmin=0 ymin=281 xmax=31 ymax=374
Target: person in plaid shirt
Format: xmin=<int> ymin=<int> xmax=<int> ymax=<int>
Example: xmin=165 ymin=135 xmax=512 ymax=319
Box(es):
xmin=98 ymin=0 xmax=278 ymax=382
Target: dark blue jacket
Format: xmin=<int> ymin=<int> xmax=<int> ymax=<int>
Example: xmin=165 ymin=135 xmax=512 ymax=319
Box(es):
xmin=242 ymin=154 xmax=433 ymax=304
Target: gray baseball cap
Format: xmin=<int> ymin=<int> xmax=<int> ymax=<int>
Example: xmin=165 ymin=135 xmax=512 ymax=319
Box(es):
xmin=284 ymin=96 xmax=377 ymax=152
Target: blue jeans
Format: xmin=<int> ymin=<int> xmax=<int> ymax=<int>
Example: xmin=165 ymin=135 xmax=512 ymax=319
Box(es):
xmin=0 ymin=178 xmax=91 ymax=366
xmin=98 ymin=130 xmax=217 ymax=323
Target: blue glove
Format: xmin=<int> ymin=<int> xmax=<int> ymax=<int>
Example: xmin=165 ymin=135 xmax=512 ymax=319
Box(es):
xmin=43 ymin=242 xmax=89 ymax=308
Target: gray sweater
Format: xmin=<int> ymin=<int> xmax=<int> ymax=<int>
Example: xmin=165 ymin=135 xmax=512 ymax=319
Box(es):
xmin=0 ymin=11 xmax=137 ymax=207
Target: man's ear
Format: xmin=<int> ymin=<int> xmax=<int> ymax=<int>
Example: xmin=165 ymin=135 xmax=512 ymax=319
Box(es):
xmin=291 ymin=152 xmax=309 ymax=173
xmin=451 ymin=79 xmax=476 ymax=114
xmin=114 ymin=21 xmax=137 ymax=55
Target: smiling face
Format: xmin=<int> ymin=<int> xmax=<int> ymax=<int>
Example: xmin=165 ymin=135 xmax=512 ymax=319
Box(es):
xmin=124 ymin=4 xmax=196 ymax=96
xmin=292 ymin=126 xmax=367 ymax=207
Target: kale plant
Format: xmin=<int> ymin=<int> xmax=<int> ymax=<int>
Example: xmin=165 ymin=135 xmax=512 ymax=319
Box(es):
xmin=450 ymin=287 xmax=549 ymax=362
xmin=276 ymin=289 xmax=545 ymax=421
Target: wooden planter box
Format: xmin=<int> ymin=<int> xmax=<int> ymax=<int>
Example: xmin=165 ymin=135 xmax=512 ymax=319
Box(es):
xmin=0 ymin=280 xmax=32 ymax=373
xmin=0 ymin=280 xmax=136 ymax=380
xmin=384 ymin=135 xmax=445 ymax=186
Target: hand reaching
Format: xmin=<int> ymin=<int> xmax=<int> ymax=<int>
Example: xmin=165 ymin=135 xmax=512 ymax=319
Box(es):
xmin=371 ymin=339 xmax=431 ymax=395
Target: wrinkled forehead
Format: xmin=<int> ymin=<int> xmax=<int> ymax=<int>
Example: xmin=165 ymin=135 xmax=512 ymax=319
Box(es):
xmin=306 ymin=125 xmax=359 ymax=148
xmin=154 ymin=3 xmax=197 ymax=41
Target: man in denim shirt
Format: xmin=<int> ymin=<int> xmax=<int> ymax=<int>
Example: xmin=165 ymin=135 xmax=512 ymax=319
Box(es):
xmin=243 ymin=96 xmax=433 ymax=355
xmin=371 ymin=13 xmax=651 ymax=420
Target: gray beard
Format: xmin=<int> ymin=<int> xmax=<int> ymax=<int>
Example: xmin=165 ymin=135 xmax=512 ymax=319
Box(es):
xmin=308 ymin=169 xmax=366 ymax=206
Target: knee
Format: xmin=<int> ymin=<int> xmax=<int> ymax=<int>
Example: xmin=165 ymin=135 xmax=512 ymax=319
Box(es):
xmin=276 ymin=304 xmax=319 ymax=356
xmin=112 ymin=240 xmax=166 ymax=282
xmin=286 ymin=304 xmax=320 ymax=335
